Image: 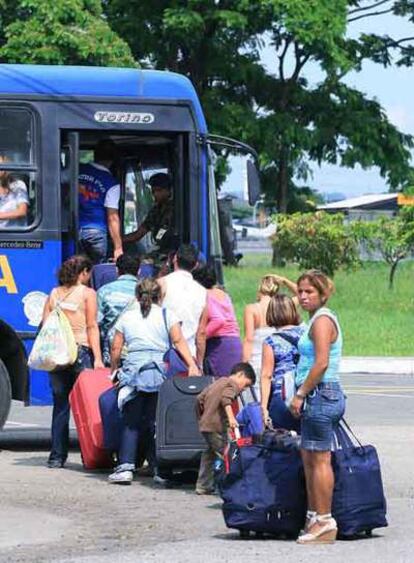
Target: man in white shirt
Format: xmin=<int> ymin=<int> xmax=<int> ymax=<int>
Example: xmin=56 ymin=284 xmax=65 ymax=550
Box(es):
xmin=159 ymin=244 xmax=207 ymax=359
xmin=78 ymin=139 xmax=123 ymax=263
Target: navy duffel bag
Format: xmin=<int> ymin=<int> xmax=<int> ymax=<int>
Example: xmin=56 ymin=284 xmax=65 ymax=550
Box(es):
xmin=332 ymin=420 xmax=388 ymax=538
xmin=219 ymin=430 xmax=306 ymax=538
xmin=99 ymin=386 xmax=123 ymax=453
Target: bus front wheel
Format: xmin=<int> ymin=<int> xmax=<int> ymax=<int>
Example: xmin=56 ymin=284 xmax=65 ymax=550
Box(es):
xmin=0 ymin=359 xmax=11 ymax=429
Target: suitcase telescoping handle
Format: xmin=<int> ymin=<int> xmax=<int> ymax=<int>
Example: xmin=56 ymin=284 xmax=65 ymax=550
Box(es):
xmin=239 ymin=385 xmax=258 ymax=407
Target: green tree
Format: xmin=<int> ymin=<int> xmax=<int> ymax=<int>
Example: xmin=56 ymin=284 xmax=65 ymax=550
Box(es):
xmin=0 ymin=0 xmax=135 ymax=66
xmin=251 ymin=0 xmax=414 ymax=212
xmin=356 ymin=207 xmax=414 ymax=288
xmin=271 ymin=211 xmax=361 ymax=276
xmin=105 ymin=1 xmax=414 ymax=212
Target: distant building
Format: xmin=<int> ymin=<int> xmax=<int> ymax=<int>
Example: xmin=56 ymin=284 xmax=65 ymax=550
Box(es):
xmin=324 ymin=192 xmax=346 ymax=203
xmin=318 ymin=193 xmax=398 ymax=221
xmin=319 ymin=193 xmax=406 ymax=260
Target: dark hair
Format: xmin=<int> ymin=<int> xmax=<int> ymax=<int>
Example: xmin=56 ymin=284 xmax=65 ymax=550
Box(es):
xmin=297 ymin=269 xmax=334 ymax=303
xmin=0 ymin=155 xmax=12 ymax=190
xmin=230 ymin=362 xmax=256 ymax=385
xmin=58 ymin=255 xmax=92 ymax=287
xmin=148 ymin=172 xmax=171 ymax=191
xmin=95 ymin=139 xmax=117 ymax=163
xmin=266 ymin=294 xmax=301 ymax=328
xmin=192 ymin=265 xmax=217 ymax=289
xmin=135 ymin=278 xmax=161 ymax=318
xmin=116 ymin=254 xmax=140 ymax=277
xmin=175 ymin=243 xmax=198 ymax=271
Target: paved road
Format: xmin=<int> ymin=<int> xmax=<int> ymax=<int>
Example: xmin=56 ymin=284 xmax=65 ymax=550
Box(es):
xmin=0 ymin=373 xmax=413 ymax=563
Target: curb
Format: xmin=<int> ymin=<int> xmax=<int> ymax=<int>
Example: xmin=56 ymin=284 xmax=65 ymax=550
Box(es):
xmin=340 ymin=357 xmax=414 ymax=376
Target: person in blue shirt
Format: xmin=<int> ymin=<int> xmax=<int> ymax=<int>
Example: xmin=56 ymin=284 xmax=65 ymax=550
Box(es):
xmin=290 ymin=270 xmax=345 ymax=545
xmin=97 ymin=254 xmax=140 ymax=365
xmin=78 ymin=139 xmax=123 ymax=263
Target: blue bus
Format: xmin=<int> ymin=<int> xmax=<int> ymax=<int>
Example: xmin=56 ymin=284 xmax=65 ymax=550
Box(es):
xmin=0 ymin=64 xmax=260 ymax=427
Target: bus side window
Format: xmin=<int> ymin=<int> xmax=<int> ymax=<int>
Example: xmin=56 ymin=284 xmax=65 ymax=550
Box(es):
xmin=0 ymin=108 xmax=36 ymax=230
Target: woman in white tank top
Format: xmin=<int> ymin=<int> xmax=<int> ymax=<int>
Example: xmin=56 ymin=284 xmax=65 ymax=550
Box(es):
xmin=243 ymin=273 xmax=298 ymax=395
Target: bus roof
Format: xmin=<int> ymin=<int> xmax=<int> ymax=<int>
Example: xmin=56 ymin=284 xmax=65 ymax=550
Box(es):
xmin=0 ymin=64 xmax=207 ymax=132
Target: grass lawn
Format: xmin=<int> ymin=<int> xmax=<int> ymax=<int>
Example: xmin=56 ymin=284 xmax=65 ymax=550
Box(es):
xmin=224 ymin=253 xmax=413 ymax=356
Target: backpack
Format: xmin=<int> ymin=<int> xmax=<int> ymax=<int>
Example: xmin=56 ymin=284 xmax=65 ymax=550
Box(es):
xmin=271 ymin=331 xmax=300 ymax=407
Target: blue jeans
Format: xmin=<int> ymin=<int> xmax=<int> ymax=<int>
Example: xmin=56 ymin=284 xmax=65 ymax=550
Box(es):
xmin=118 ymin=392 xmax=158 ymax=471
xmin=300 ymin=382 xmax=346 ymax=452
xmin=48 ymin=346 xmax=94 ymax=463
xmin=79 ymin=227 xmax=107 ymax=264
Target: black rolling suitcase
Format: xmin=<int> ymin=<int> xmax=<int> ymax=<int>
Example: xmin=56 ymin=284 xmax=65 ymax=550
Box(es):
xmin=155 ymin=376 xmax=214 ymax=475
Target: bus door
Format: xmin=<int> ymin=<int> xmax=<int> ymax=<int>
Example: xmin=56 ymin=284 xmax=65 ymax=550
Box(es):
xmin=60 ymin=131 xmax=79 ymax=261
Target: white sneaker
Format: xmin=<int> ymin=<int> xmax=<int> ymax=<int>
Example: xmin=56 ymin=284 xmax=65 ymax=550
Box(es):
xmin=108 ymin=470 xmax=133 ymax=485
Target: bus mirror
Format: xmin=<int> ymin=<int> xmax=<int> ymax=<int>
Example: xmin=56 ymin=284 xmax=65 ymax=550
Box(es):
xmin=247 ymin=159 xmax=261 ymax=206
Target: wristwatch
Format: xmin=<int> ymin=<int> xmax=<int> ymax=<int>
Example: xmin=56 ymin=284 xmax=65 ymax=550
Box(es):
xmin=295 ymin=389 xmax=306 ymax=399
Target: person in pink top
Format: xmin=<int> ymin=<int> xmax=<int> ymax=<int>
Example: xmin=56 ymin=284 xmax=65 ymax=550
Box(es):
xmin=193 ymin=266 xmax=242 ymax=377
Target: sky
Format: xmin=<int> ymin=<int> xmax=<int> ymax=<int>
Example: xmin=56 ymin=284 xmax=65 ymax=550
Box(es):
xmin=222 ymin=8 xmax=414 ymax=201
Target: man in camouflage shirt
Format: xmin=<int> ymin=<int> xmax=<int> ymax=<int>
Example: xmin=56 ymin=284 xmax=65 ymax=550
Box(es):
xmin=123 ymin=173 xmax=176 ymax=263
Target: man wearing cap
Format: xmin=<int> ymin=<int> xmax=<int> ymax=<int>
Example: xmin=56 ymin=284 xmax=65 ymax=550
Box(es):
xmin=123 ymin=172 xmax=175 ymax=257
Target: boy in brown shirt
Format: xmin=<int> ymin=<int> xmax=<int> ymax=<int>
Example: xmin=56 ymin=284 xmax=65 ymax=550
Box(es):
xmin=195 ymin=362 xmax=256 ymax=495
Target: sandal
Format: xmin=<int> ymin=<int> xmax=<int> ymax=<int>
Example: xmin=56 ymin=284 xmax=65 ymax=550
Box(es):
xmin=299 ymin=510 xmax=317 ymax=536
xmin=297 ymin=513 xmax=337 ymax=544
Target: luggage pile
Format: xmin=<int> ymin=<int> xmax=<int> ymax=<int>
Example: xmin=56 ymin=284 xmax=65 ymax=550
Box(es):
xmin=219 ymin=414 xmax=388 ymax=540
xmin=69 ymin=371 xmax=215 ymax=477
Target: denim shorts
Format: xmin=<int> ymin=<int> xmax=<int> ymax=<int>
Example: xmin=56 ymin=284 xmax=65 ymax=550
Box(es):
xmin=300 ymin=382 xmax=346 ymax=452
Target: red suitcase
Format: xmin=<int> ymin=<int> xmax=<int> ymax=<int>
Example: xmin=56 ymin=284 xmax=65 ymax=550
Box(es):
xmin=69 ymin=368 xmax=113 ymax=469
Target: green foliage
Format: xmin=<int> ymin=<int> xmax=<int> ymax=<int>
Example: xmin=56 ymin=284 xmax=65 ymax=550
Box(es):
xmin=2 ymin=0 xmax=414 ymax=213
xmin=0 ymin=0 xmax=135 ymax=66
xmin=225 ymin=254 xmax=414 ymax=356
xmin=271 ymin=211 xmax=361 ymax=276
xmin=105 ymin=0 xmax=414 ymax=213
xmin=355 ymin=207 xmax=414 ymax=288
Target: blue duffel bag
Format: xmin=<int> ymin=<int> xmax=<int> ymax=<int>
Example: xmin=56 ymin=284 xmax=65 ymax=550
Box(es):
xmin=332 ymin=420 xmax=388 ymax=538
xmin=99 ymin=386 xmax=123 ymax=453
xmin=219 ymin=429 xmax=306 ymax=538
xmin=236 ymin=386 xmax=264 ymax=437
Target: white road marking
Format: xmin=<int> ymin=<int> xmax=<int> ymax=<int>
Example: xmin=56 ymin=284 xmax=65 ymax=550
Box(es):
xmin=4 ymin=421 xmax=42 ymax=428
xmin=346 ymin=391 xmax=412 ymax=399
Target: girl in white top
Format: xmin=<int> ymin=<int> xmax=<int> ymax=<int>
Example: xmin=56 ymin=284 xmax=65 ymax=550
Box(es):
xmin=243 ymin=273 xmax=298 ymax=394
xmin=108 ymin=277 xmax=199 ymax=484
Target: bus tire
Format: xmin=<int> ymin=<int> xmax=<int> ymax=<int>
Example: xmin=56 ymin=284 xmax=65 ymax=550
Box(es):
xmin=0 ymin=359 xmax=12 ymax=430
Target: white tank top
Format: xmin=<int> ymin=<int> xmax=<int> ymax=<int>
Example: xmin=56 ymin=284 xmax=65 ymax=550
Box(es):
xmin=162 ymin=270 xmax=207 ymax=355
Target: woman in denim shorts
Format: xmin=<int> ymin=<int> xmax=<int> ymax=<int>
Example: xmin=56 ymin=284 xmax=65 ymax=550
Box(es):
xmin=289 ymin=270 xmax=345 ymax=545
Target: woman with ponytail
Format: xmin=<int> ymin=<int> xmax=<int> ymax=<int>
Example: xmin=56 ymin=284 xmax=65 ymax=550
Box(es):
xmin=108 ymin=278 xmax=200 ymax=484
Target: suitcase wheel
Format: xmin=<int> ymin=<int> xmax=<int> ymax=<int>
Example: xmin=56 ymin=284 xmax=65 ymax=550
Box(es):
xmin=255 ymin=531 xmax=264 ymax=539
xmin=365 ymin=530 xmax=373 ymax=537
xmin=239 ymin=530 xmax=250 ymax=539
